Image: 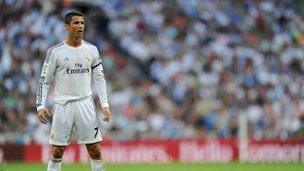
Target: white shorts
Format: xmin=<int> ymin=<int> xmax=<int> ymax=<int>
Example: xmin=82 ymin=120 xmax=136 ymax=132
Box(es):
xmin=49 ymin=97 xmax=102 ymax=146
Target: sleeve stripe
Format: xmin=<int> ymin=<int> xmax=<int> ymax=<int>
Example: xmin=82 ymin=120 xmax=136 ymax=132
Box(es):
xmin=36 ymin=77 xmax=45 ymax=107
xmin=92 ymin=62 xmax=102 ymax=70
xmin=36 ymin=43 xmax=63 ymax=108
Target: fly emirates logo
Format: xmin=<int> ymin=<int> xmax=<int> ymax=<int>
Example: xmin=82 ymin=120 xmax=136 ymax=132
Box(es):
xmin=66 ymin=63 xmax=90 ymax=74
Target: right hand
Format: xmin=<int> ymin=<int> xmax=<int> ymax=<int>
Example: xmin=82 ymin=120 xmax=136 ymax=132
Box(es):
xmin=102 ymin=107 xmax=111 ymax=123
xmin=37 ymin=108 xmax=51 ymax=124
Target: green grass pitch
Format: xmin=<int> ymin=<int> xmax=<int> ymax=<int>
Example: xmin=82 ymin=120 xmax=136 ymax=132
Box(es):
xmin=1 ymin=162 xmax=303 ymax=171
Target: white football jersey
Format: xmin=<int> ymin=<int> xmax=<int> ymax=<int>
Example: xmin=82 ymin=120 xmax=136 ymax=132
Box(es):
xmin=36 ymin=40 xmax=109 ymax=111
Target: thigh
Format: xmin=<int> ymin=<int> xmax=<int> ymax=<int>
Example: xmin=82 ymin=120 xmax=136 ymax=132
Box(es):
xmin=50 ymin=103 xmax=74 ymax=146
xmin=74 ymin=97 xmax=102 ymax=144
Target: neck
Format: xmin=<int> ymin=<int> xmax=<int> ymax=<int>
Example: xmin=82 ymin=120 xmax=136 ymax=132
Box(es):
xmin=65 ymin=37 xmax=82 ymax=47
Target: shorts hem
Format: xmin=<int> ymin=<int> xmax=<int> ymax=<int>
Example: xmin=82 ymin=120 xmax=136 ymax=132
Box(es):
xmin=78 ymin=138 xmax=103 ymax=145
xmin=49 ymin=141 xmax=69 ymax=146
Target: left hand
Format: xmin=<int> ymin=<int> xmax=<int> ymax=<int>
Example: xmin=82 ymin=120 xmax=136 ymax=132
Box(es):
xmin=102 ymin=107 xmax=111 ymax=123
xmin=37 ymin=108 xmax=51 ymax=124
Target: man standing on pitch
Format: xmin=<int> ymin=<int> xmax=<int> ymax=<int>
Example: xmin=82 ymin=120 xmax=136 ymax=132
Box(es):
xmin=36 ymin=11 xmax=111 ymax=171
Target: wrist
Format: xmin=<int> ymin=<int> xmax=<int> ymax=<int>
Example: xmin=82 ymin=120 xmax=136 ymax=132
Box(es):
xmin=37 ymin=105 xmax=45 ymax=112
xmin=101 ymin=102 xmax=109 ymax=108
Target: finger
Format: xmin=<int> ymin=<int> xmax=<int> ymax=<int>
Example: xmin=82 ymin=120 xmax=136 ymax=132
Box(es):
xmin=103 ymin=113 xmax=110 ymax=122
xmin=40 ymin=117 xmax=47 ymax=124
xmin=45 ymin=109 xmax=51 ymax=117
xmin=40 ymin=114 xmax=48 ymax=124
xmin=39 ymin=117 xmax=47 ymax=124
xmin=103 ymin=116 xmax=109 ymax=122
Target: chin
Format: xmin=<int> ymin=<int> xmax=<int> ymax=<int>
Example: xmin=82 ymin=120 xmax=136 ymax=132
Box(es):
xmin=75 ymin=36 xmax=83 ymax=40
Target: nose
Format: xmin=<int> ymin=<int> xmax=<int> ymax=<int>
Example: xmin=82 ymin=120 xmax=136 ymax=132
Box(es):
xmin=78 ymin=23 xmax=84 ymax=28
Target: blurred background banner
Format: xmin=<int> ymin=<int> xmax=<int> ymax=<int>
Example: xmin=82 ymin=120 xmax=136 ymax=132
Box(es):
xmin=1 ymin=139 xmax=304 ymax=163
xmin=1 ymin=0 xmax=304 ymax=164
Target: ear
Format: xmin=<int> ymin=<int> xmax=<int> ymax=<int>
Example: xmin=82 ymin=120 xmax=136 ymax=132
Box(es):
xmin=65 ymin=23 xmax=70 ymax=31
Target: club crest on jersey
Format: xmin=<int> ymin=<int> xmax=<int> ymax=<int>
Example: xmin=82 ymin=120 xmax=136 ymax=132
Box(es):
xmin=85 ymin=56 xmax=91 ymax=61
xmin=84 ymin=56 xmax=92 ymax=65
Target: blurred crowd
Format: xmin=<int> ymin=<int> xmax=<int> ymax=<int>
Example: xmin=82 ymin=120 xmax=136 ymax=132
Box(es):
xmin=1 ymin=0 xmax=304 ymax=144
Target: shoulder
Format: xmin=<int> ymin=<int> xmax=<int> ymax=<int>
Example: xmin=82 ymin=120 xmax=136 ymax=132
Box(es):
xmin=83 ymin=40 xmax=99 ymax=52
xmin=46 ymin=42 xmax=65 ymax=55
xmin=83 ymin=40 xmax=96 ymax=48
xmin=45 ymin=42 xmax=65 ymax=61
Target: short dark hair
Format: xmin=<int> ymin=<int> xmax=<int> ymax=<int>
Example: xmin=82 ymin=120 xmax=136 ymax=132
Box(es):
xmin=64 ymin=11 xmax=84 ymax=24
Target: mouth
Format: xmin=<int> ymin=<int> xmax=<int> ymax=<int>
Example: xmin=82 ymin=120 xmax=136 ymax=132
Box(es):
xmin=77 ymin=30 xmax=83 ymax=34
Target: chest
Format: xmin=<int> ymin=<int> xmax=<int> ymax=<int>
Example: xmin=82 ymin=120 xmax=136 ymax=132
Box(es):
xmin=56 ymin=49 xmax=93 ymax=69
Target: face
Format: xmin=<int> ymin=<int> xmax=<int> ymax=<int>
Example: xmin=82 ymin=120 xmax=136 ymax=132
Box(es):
xmin=66 ymin=16 xmax=85 ymax=39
